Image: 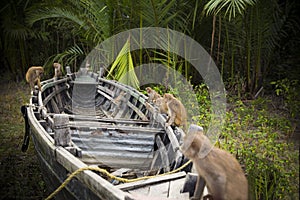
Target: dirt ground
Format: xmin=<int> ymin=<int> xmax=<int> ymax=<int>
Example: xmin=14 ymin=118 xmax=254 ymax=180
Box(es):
xmin=0 ymin=81 xmax=47 ymax=199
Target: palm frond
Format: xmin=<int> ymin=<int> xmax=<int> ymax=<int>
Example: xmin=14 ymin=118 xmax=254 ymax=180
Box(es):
xmin=107 ymin=37 xmax=140 ymax=89
xmin=204 ymin=0 xmax=256 ymax=20
xmin=51 ymin=45 xmax=84 ymax=67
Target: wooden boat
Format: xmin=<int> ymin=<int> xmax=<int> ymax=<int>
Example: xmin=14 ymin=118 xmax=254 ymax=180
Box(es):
xmin=21 ymin=67 xmax=200 ymax=199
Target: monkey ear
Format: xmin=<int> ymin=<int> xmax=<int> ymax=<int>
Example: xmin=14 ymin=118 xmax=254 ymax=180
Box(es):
xmin=188 ymin=124 xmax=203 ymax=134
xmin=198 ymin=135 xmax=212 ymax=159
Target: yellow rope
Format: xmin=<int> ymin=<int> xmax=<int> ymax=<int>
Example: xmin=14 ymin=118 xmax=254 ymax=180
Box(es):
xmin=45 ymin=160 xmax=192 ymax=200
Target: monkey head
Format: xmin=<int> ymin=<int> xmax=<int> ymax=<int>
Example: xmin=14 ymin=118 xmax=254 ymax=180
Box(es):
xmin=146 ymin=87 xmax=152 ymax=93
xmin=53 ymin=62 xmax=61 ymax=69
xmin=163 ymin=93 xmax=174 ymax=100
xmin=35 ymin=67 xmax=44 ymax=77
xmin=181 ymin=124 xmax=211 ymax=159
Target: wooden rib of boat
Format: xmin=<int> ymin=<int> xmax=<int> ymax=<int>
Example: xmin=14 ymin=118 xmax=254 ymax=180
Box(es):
xmin=21 ymin=67 xmax=200 ymax=200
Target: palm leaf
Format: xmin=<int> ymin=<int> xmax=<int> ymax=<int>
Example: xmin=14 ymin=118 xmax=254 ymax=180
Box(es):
xmin=107 ymin=37 xmax=140 ymax=89
xmin=204 ymin=0 xmax=256 ymax=20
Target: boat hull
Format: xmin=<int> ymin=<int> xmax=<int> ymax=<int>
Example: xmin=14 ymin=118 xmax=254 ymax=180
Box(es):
xmin=24 ymin=71 xmax=187 ymax=199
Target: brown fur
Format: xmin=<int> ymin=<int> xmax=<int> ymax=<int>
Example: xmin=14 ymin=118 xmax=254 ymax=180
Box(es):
xmin=181 ymin=125 xmax=248 ymax=200
xmin=53 ymin=62 xmax=62 ymax=79
xmin=154 ymin=97 xmax=168 ymax=114
xmin=163 ymin=93 xmax=187 ymax=131
xmin=113 ymin=91 xmax=126 ymax=105
xmin=25 ymin=66 xmax=44 ymax=91
xmin=146 ymin=87 xmax=161 ymax=103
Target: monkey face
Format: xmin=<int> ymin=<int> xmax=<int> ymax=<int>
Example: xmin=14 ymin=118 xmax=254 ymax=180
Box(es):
xmin=53 ymin=63 xmax=61 ymax=68
xmin=35 ymin=68 xmax=44 ymax=77
xmin=146 ymin=87 xmax=151 ymax=93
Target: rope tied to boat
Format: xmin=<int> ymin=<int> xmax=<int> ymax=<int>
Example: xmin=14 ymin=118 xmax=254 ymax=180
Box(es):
xmin=45 ymin=159 xmax=192 ymax=200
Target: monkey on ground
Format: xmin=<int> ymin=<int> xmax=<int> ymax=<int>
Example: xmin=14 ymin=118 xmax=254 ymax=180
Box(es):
xmin=25 ymin=66 xmax=44 ymax=91
xmin=163 ymin=93 xmax=187 ymax=131
xmin=146 ymin=87 xmax=161 ymax=103
xmin=180 ymin=124 xmax=248 ymax=200
xmin=53 ymin=62 xmax=62 ymax=79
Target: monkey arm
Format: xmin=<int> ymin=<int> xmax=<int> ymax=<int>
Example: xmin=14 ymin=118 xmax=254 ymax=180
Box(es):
xmin=166 ymin=109 xmax=176 ymax=127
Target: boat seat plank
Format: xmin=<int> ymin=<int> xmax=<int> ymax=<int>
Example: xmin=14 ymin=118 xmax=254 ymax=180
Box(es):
xmin=69 ymin=121 xmax=164 ymax=133
xmin=116 ymin=171 xmax=186 ymax=191
xmin=49 ymin=113 xmax=151 ymax=125
xmin=70 ymin=81 xmax=98 ymax=85
xmin=168 ymin=177 xmax=188 ymax=198
xmin=148 ymin=181 xmax=169 ymax=197
xmin=129 ymin=186 xmax=150 ymax=196
xmin=68 ymin=114 xmax=150 ymax=125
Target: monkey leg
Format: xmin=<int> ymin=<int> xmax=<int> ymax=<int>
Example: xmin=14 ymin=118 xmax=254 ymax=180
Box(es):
xmin=191 ymin=176 xmax=206 ymax=200
xmin=37 ymin=78 xmax=42 ymax=91
xmin=29 ymin=81 xmax=35 ymax=91
xmin=166 ymin=112 xmax=176 ymax=127
xmin=210 ymin=176 xmax=226 ymax=200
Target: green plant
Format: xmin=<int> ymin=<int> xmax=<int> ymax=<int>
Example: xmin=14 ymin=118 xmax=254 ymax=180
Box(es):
xmin=220 ymin=99 xmax=299 ymax=199
xmin=192 ymin=88 xmax=298 ymax=199
xmin=271 ymin=78 xmax=300 ymax=118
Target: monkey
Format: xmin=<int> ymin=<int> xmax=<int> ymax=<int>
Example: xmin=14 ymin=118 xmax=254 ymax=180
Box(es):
xmin=53 ymin=62 xmax=62 ymax=79
xmin=113 ymin=91 xmax=126 ymax=105
xmin=154 ymin=97 xmax=168 ymax=114
xmin=180 ymin=124 xmax=248 ymax=200
xmin=25 ymin=66 xmax=44 ymax=91
xmin=146 ymin=87 xmax=161 ymax=103
xmin=163 ymin=93 xmax=187 ymax=131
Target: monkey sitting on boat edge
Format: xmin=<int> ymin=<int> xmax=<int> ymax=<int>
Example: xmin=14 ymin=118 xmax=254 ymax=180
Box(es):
xmin=146 ymin=87 xmax=161 ymax=103
xmin=25 ymin=66 xmax=44 ymax=91
xmin=53 ymin=62 xmax=62 ymax=79
xmin=163 ymin=93 xmax=187 ymax=132
xmin=180 ymin=124 xmax=248 ymax=200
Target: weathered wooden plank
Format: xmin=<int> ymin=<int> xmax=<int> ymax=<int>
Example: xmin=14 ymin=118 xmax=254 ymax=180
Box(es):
xmin=97 ymin=85 xmax=115 ymax=97
xmin=42 ymin=85 xmax=67 ymax=106
xmin=127 ymin=101 xmax=148 ymax=121
xmin=168 ymin=177 xmax=187 ymax=198
xmin=69 ymin=121 xmax=164 ymax=133
xmin=116 ymin=171 xmax=186 ymax=191
xmin=129 ymin=186 xmax=150 ymax=196
xmin=54 ymin=84 xmax=63 ymax=110
xmin=70 ymin=80 xmax=98 ymax=85
xmin=148 ymin=181 xmax=169 ymax=198
xmin=55 ymin=147 xmax=130 ymax=200
xmin=51 ymin=98 xmax=60 ymax=113
xmin=53 ymin=114 xmax=71 ymax=147
xmin=61 ymin=114 xmax=150 ymax=125
xmin=97 ymin=89 xmax=114 ymax=102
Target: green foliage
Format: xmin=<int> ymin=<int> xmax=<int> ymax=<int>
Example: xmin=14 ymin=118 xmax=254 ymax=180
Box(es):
xmin=107 ymin=37 xmax=140 ymax=89
xmin=204 ymin=0 xmax=256 ymax=21
xmin=194 ymin=87 xmax=299 ymax=199
xmin=271 ymin=78 xmax=300 ymax=118
xmin=0 ymin=82 xmax=46 ymax=198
